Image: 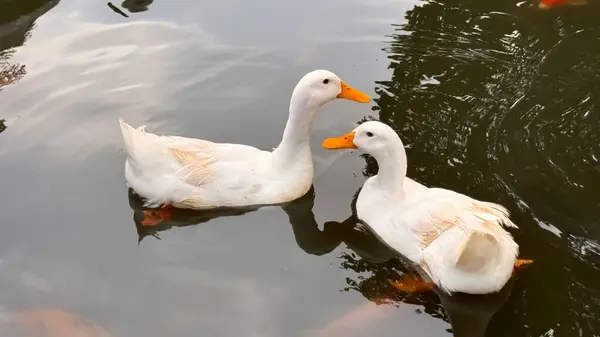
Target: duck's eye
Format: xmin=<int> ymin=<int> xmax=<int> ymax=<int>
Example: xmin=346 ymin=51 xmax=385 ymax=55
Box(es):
xmin=323 ymin=79 xmax=330 ymax=84
xmin=366 ymin=132 xmax=374 ymax=137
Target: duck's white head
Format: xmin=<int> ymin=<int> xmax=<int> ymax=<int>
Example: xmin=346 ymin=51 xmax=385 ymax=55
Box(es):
xmin=291 ymin=69 xmax=371 ymax=110
xmin=321 ymin=121 xmax=402 ymax=156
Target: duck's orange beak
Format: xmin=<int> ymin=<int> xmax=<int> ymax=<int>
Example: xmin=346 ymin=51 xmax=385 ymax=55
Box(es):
xmin=337 ymin=82 xmax=371 ymax=103
xmin=322 ymin=131 xmax=358 ymax=150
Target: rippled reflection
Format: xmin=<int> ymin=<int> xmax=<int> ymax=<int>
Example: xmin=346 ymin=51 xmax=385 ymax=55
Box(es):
xmin=0 ymin=50 xmax=26 ymax=89
xmin=362 ymin=0 xmax=600 ymax=335
xmin=0 ymin=0 xmax=59 ymax=89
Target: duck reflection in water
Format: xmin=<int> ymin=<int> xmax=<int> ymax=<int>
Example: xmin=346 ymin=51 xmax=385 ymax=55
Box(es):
xmin=129 ymin=186 xmax=384 ymax=257
xmin=129 ymin=186 xmax=346 ymax=255
xmin=128 ymin=187 xmax=524 ymax=337
xmin=121 ymin=0 xmax=154 ymax=13
xmin=107 ymin=0 xmax=154 ymax=18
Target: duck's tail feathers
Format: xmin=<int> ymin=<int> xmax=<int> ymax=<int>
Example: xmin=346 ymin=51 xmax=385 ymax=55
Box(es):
xmin=118 ymin=118 xmax=144 ymax=156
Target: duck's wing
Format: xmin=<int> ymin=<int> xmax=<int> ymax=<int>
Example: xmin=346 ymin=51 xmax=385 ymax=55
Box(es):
xmin=396 ymin=188 xmax=519 ymax=292
xmin=399 ymin=188 xmax=517 ymax=248
xmin=119 ymin=119 xmax=269 ymax=183
xmin=119 ymin=120 xmax=272 ymax=208
xmin=168 ymin=140 xmax=273 ymax=208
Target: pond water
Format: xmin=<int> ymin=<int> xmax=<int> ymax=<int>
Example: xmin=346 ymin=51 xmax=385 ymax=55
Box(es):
xmin=0 ymin=0 xmax=599 ymax=336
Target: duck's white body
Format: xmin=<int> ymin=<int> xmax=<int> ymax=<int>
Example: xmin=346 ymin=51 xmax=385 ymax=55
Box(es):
xmin=118 ymin=70 xmax=370 ymax=210
xmin=119 ymin=121 xmax=314 ymax=209
xmin=356 ymin=178 xmax=518 ymax=294
xmin=324 ymin=121 xmax=519 ymax=294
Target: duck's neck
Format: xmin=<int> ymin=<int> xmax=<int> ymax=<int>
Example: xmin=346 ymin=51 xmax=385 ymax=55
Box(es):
xmin=272 ymin=92 xmax=317 ymax=169
xmin=372 ymin=142 xmax=408 ymax=197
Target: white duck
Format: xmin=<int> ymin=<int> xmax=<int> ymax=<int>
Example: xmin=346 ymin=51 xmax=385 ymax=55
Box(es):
xmin=322 ymin=121 xmax=532 ymax=295
xmin=118 ymin=70 xmax=370 ymax=225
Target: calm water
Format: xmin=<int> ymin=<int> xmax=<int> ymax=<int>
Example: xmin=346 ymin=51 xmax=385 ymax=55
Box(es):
xmin=1 ymin=0 xmax=599 ymax=336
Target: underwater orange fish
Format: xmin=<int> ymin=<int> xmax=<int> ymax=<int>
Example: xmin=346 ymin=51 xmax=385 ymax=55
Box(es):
xmin=539 ymin=0 xmax=587 ymax=8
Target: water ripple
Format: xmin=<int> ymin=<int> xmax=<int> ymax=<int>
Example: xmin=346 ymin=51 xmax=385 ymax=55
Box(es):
xmin=370 ymin=1 xmax=600 ymax=335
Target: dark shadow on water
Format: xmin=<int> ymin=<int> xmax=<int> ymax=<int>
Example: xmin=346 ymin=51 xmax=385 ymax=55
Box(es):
xmin=361 ymin=0 xmax=600 ymax=335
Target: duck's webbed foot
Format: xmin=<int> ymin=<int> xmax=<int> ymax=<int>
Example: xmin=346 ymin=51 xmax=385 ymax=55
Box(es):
xmin=141 ymin=202 xmax=173 ymax=227
xmin=513 ymin=259 xmax=534 ymax=272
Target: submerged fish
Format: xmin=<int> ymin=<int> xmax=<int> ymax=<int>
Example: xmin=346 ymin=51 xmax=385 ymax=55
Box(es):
xmin=539 ymin=0 xmax=588 ymax=9
xmin=7 ymin=308 xmax=112 ymax=337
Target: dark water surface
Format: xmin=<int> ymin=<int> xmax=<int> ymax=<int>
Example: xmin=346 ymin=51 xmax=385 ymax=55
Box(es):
xmin=1 ymin=0 xmax=599 ymax=336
